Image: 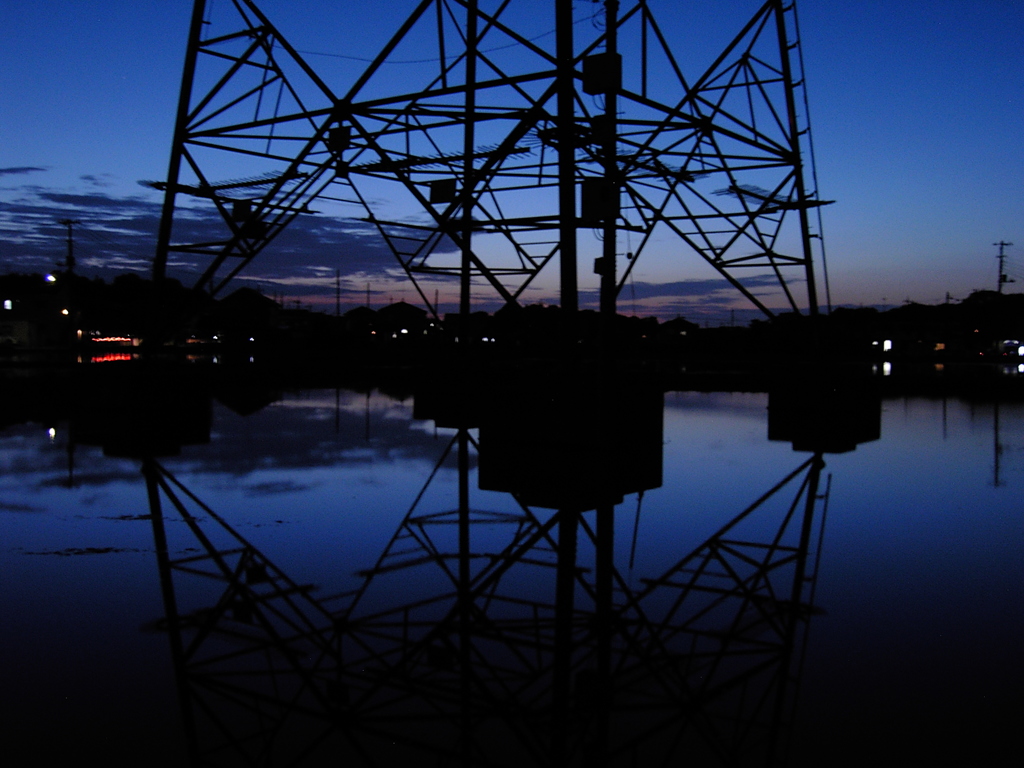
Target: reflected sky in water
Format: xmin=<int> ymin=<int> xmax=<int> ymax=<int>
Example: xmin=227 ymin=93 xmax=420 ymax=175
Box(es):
xmin=1 ymin=389 xmax=1022 ymax=765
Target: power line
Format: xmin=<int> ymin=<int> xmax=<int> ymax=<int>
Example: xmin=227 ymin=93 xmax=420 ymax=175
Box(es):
xmin=293 ymin=17 xmax=590 ymax=64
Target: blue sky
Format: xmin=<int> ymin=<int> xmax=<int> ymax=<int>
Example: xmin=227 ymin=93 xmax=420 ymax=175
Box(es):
xmin=1 ymin=0 xmax=1022 ymax=320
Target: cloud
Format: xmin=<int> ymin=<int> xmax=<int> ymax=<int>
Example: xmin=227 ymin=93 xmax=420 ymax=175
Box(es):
xmin=37 ymin=191 xmax=150 ymax=211
xmin=601 ymin=273 xmax=809 ymax=321
xmin=80 ymin=174 xmax=115 ymax=188
xmin=0 ymin=185 xmax=411 ymax=291
xmin=0 ymin=181 xmax=795 ymax=320
xmin=0 ymin=501 xmax=46 ymax=513
xmin=0 ymin=166 xmax=47 ymax=177
xmin=623 ymin=274 xmax=797 ymax=300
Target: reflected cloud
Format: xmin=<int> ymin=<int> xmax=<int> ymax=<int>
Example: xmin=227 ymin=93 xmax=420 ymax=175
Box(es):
xmin=35 ymin=467 xmax=140 ymax=489
xmin=665 ymin=391 xmax=768 ymax=417
xmin=21 ymin=546 xmax=146 ymax=556
xmin=242 ymin=480 xmax=317 ymax=497
xmin=0 ymin=388 xmax=457 ymax=492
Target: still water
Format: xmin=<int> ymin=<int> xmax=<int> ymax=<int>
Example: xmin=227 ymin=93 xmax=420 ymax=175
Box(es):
xmin=1 ymin=385 xmax=1021 ymax=766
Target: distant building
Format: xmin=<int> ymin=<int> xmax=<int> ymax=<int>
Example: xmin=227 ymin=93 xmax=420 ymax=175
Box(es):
xmin=377 ymin=301 xmax=429 ymax=339
xmin=343 ymin=306 xmax=377 ymax=338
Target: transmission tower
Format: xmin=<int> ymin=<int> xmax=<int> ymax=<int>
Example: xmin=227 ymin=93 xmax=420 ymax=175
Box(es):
xmin=137 ymin=415 xmax=831 ymax=766
xmin=153 ymin=0 xmax=830 ymax=320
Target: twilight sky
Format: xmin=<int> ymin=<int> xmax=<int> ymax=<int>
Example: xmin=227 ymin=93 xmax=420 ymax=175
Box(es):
xmin=1 ymin=0 xmax=1022 ymax=321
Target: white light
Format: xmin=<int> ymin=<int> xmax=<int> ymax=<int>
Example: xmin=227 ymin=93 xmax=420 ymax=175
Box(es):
xmin=882 ymin=339 xmax=892 ymax=352
xmin=1019 ymin=364 xmax=1024 ymax=374
xmin=400 ymin=328 xmax=408 ymax=334
xmin=1018 ymin=346 xmax=1023 ymax=357
xmin=248 ymin=337 xmax=255 ymax=342
xmin=48 ymin=427 xmax=56 ymax=441
xmin=61 ymin=308 xmax=69 ymax=316
xmin=883 ymin=362 xmax=892 ymax=376
xmin=3 ymin=299 xmax=11 ymax=310
xmin=45 ymin=274 xmax=56 ymax=283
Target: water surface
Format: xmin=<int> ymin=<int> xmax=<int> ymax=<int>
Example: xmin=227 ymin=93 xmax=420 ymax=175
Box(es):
xmin=2 ymin=388 xmax=1021 ymax=766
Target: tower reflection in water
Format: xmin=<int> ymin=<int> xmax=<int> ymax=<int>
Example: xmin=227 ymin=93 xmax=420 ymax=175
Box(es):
xmin=112 ymin=368 xmax=879 ymax=767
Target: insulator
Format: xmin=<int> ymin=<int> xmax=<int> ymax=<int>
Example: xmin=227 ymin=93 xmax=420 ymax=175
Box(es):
xmin=580 ymin=178 xmax=619 ymax=225
xmin=240 ymin=219 xmax=267 ymax=241
xmin=582 ymin=52 xmax=622 ymax=95
xmin=327 ymin=125 xmax=351 ymax=154
xmin=232 ymin=200 xmax=251 ymax=222
xmin=429 ymin=178 xmax=458 ymax=204
xmin=589 ymin=114 xmax=616 ymax=145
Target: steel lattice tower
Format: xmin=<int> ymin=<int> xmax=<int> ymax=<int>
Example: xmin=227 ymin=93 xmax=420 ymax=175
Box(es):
xmin=153 ymin=0 xmax=829 ymax=320
xmin=140 ymin=440 xmax=829 ymax=766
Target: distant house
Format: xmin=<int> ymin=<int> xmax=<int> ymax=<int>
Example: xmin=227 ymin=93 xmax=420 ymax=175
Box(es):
xmin=494 ymin=303 xmax=562 ymax=349
xmin=207 ymin=287 xmax=280 ymax=341
xmin=377 ymin=301 xmax=428 ymax=338
xmin=443 ymin=310 xmax=494 ymax=344
xmin=343 ymin=306 xmax=377 ymax=338
xmin=217 ymin=287 xmax=280 ymax=327
xmin=658 ymin=316 xmax=700 ymax=341
xmin=616 ymin=314 xmax=660 ymax=345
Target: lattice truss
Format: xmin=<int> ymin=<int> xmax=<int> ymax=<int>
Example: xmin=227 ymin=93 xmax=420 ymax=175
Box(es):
xmin=142 ymin=460 xmax=349 ymax=765
xmin=141 ymin=441 xmax=829 ymax=766
xmin=154 ymin=0 xmax=829 ymax=315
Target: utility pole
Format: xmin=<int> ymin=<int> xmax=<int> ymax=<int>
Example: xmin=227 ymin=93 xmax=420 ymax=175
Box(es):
xmin=335 ymin=270 xmax=341 ymax=316
xmin=58 ymin=219 xmax=81 ymax=273
xmin=58 ymin=218 xmax=81 ymax=350
xmin=994 ymin=241 xmax=1013 ymax=293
